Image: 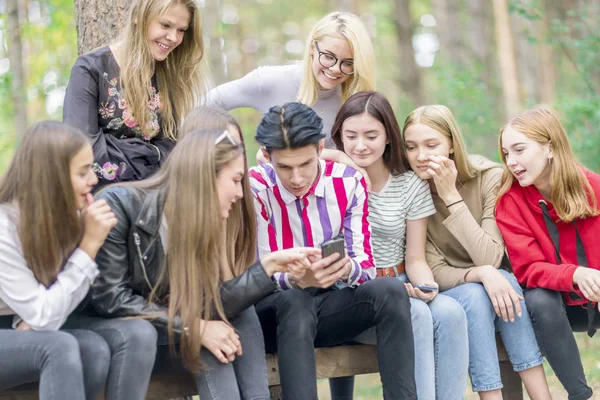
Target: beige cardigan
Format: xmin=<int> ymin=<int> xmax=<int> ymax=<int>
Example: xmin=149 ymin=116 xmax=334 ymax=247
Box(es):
xmin=426 ymin=155 xmax=505 ymax=291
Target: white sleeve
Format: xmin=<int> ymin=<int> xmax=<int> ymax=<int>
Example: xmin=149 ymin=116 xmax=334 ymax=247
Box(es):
xmin=206 ymin=67 xmax=271 ymax=111
xmin=0 ymin=220 xmax=99 ymax=331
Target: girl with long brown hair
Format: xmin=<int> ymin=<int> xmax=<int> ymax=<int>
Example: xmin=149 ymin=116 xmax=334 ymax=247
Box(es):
xmin=329 ymin=92 xmax=468 ymax=400
xmin=0 ymin=121 xmax=157 ymax=399
xmin=496 ymin=105 xmax=600 ymax=400
xmin=86 ymin=126 xmax=317 ymax=399
xmin=402 ymin=105 xmax=551 ymax=400
xmin=64 ymin=0 xmax=205 ymax=191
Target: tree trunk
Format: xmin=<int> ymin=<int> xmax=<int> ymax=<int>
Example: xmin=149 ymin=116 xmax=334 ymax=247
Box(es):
xmin=203 ymin=0 xmax=226 ymax=86
xmin=492 ymin=0 xmax=522 ymax=118
xmin=74 ymin=0 xmax=131 ymax=55
xmin=511 ymin=0 xmax=540 ymax=104
xmin=6 ymin=0 xmax=28 ymax=136
xmin=432 ymin=0 xmax=463 ymax=66
xmin=393 ymin=0 xmax=423 ymax=106
xmin=467 ymin=0 xmax=495 ymax=87
xmin=539 ymin=0 xmax=557 ymax=103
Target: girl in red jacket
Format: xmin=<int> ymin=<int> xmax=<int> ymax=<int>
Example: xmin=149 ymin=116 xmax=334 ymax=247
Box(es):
xmin=496 ymin=104 xmax=600 ymax=400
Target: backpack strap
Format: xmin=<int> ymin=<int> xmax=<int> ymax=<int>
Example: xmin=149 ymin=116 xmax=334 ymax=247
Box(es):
xmin=539 ymin=200 xmax=597 ymax=337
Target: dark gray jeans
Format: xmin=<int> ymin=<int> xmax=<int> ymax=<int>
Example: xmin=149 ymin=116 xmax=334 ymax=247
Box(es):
xmin=61 ymin=314 xmax=158 ymax=400
xmin=0 ymin=315 xmax=110 ymax=399
xmin=525 ymin=288 xmax=600 ymax=400
xmin=155 ymin=306 xmax=270 ymax=400
xmin=256 ymin=278 xmax=416 ymax=400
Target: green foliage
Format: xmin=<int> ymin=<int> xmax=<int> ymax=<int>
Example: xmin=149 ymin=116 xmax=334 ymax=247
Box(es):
xmin=425 ymin=61 xmax=504 ymax=162
xmin=0 ymin=133 xmax=16 ymax=173
xmin=511 ymin=0 xmax=600 ymax=172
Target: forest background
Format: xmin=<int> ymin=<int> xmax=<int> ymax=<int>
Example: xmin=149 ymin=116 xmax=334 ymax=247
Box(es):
xmin=0 ymin=0 xmax=599 ymax=398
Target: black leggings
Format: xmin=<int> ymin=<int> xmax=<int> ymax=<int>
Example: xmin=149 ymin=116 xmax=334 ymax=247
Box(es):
xmin=524 ymin=288 xmax=600 ymax=400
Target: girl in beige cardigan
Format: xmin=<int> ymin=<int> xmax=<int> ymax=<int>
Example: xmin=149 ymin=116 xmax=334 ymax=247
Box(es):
xmin=401 ymin=105 xmax=551 ymax=400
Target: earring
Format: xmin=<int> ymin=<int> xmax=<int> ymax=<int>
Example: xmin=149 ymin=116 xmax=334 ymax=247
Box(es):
xmin=548 ymin=153 xmax=553 ymax=165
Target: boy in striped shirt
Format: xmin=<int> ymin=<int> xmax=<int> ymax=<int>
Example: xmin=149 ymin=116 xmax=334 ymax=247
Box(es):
xmin=249 ymin=102 xmax=416 ymax=400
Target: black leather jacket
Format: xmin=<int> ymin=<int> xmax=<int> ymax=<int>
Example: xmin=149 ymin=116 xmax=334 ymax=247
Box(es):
xmin=82 ymin=185 xmax=276 ymax=331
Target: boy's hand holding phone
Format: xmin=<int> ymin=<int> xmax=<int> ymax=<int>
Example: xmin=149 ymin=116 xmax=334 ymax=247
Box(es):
xmin=290 ymin=252 xmax=350 ymax=289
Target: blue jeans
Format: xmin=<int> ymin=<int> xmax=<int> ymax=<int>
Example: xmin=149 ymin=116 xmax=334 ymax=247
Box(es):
xmin=61 ymin=314 xmax=158 ymax=400
xmin=331 ymin=273 xmax=468 ymax=400
xmin=0 ymin=315 xmax=111 ymax=400
xmin=156 ymin=307 xmax=270 ymax=400
xmin=443 ymin=269 xmax=543 ymax=392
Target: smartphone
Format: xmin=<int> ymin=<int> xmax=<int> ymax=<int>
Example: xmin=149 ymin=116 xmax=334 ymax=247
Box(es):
xmin=321 ymin=236 xmax=345 ymax=260
xmin=414 ymin=285 xmax=438 ymax=293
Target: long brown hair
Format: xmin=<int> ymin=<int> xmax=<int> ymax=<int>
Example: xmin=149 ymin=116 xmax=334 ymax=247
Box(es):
xmin=119 ymin=0 xmax=205 ymax=140
xmin=180 ymin=106 xmax=256 ymax=277
xmin=0 ymin=121 xmax=89 ymax=287
xmin=331 ymin=91 xmax=409 ymax=176
xmin=497 ymin=105 xmax=598 ymax=222
xmin=402 ymin=105 xmax=477 ymax=182
xmin=124 ymin=129 xmax=246 ymax=373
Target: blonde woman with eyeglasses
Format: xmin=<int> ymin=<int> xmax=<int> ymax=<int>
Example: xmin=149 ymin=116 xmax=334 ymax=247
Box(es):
xmin=206 ymin=11 xmax=375 ymax=150
xmin=63 ymin=0 xmax=206 ymax=191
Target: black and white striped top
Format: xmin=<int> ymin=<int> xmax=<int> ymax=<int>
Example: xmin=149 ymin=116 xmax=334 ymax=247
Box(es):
xmin=368 ymin=171 xmax=436 ymax=268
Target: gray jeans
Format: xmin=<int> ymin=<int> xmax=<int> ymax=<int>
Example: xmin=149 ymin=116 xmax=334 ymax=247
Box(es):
xmin=61 ymin=314 xmax=158 ymax=400
xmin=0 ymin=316 xmax=110 ymax=399
xmin=156 ymin=307 xmax=270 ymax=400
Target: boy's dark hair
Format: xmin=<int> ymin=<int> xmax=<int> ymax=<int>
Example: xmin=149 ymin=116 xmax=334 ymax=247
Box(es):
xmin=255 ymin=102 xmax=325 ymax=153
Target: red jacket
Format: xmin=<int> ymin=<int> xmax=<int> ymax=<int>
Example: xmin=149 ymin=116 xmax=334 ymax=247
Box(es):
xmin=496 ymin=169 xmax=600 ymax=306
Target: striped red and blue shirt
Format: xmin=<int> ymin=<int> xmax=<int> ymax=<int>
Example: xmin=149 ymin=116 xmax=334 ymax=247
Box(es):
xmin=249 ymin=159 xmax=375 ymax=290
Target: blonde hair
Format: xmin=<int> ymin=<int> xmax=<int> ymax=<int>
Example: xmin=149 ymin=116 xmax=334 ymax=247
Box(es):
xmin=119 ymin=0 xmax=204 ymax=140
xmin=124 ymin=130 xmax=246 ymax=373
xmin=402 ymin=105 xmax=476 ymax=182
xmin=297 ymin=12 xmax=375 ymax=106
xmin=0 ymin=121 xmax=88 ymax=287
xmin=497 ymin=105 xmax=598 ymax=222
xmin=180 ymin=106 xmax=256 ymax=278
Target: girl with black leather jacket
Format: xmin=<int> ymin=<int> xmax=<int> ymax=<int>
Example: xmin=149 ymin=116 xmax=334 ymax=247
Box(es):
xmin=86 ymin=127 xmax=317 ymax=400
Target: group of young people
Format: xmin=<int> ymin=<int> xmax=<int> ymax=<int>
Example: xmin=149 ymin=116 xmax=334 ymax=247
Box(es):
xmin=1 ymin=0 xmax=599 ymax=399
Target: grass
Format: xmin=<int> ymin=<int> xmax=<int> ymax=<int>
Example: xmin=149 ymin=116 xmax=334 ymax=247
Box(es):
xmin=316 ymin=333 xmax=600 ymax=399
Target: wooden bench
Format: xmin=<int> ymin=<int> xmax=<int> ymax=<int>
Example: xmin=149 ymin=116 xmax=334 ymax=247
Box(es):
xmin=0 ymin=341 xmax=523 ymax=399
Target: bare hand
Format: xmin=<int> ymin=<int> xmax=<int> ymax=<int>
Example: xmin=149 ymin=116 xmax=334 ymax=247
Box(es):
xmin=256 ymin=148 xmax=268 ymax=165
xmin=260 ymin=247 xmax=320 ymax=277
xmin=404 ymin=281 xmax=438 ymax=303
xmin=200 ymin=320 xmax=242 ymax=364
xmin=426 ymin=155 xmax=460 ymax=205
xmin=334 ymin=152 xmax=372 ymax=192
xmin=573 ymin=267 xmax=600 ymax=302
xmin=292 ymin=253 xmax=350 ymax=289
xmin=82 ymin=194 xmax=118 ymax=245
xmin=16 ymin=320 xmax=31 ymax=331
xmin=479 ymin=266 xmax=523 ymax=322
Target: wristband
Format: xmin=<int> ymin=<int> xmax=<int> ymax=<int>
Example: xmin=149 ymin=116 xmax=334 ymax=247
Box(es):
xmin=445 ymin=199 xmax=464 ymax=208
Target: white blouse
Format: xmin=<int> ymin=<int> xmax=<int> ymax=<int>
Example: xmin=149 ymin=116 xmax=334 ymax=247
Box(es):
xmin=0 ymin=204 xmax=98 ymax=330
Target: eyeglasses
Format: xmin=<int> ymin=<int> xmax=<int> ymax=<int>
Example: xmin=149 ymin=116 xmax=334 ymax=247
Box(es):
xmin=314 ymin=41 xmax=354 ymax=75
xmin=215 ymin=130 xmax=237 ymax=145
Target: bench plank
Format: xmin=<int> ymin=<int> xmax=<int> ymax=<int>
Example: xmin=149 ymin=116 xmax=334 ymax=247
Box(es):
xmin=0 ymin=343 xmax=523 ymax=399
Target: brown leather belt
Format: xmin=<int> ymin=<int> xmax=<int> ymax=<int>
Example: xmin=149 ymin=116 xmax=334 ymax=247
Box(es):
xmin=376 ymin=261 xmax=406 ymax=278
